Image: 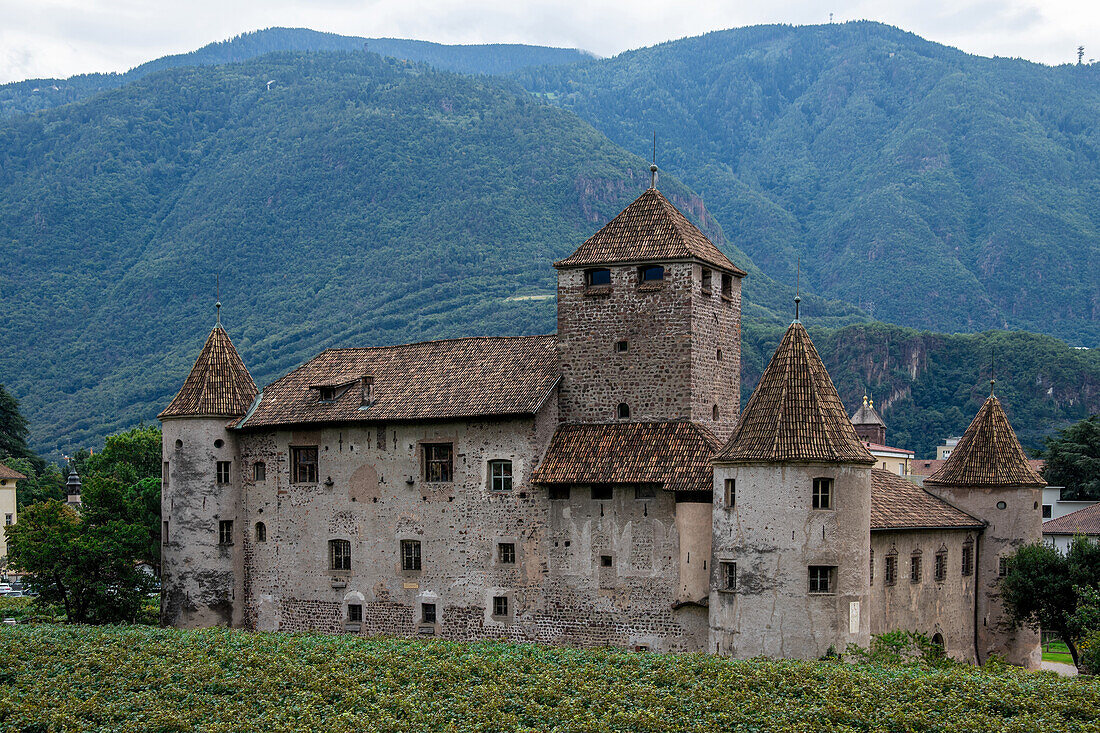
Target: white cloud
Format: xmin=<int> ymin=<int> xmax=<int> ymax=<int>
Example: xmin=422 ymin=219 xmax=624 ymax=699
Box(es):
xmin=1 ymin=0 xmax=1097 ymax=83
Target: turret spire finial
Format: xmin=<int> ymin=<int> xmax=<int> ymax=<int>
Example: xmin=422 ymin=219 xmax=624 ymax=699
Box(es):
xmin=990 ymin=347 xmax=996 ymax=396
xmin=649 ymin=131 xmax=658 ymax=189
xmin=215 ymin=274 xmax=222 ymax=327
xmin=794 ymin=255 xmax=802 ymax=322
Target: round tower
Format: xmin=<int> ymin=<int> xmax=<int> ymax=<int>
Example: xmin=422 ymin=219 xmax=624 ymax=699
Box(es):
xmin=158 ymin=318 xmax=258 ymax=628
xmin=709 ymin=319 xmax=875 ymax=659
xmin=922 ymin=387 xmax=1045 ymax=668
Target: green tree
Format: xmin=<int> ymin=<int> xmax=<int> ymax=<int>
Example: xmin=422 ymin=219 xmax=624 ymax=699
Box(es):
xmin=1001 ymin=537 xmax=1100 ymax=669
xmin=1043 ymin=415 xmax=1100 ymax=500
xmin=0 ymin=457 xmax=66 ymax=508
xmin=1072 ymin=585 xmax=1100 ymax=674
xmin=0 ymin=384 xmax=41 ymax=472
xmin=4 ymin=497 xmax=154 ymax=623
xmin=83 ymin=424 xmax=162 ymax=486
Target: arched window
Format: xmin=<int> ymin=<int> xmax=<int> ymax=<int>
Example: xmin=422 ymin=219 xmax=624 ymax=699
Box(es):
xmin=931 ymin=633 xmax=945 ymax=655
xmin=617 ymin=403 xmax=630 ymax=419
xmin=330 ymin=539 xmax=351 ymax=571
xmin=255 ymin=522 xmax=267 ymax=542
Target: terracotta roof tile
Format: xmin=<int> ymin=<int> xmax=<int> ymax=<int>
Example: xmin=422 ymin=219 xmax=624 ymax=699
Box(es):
xmin=715 ymin=322 xmax=875 ymax=465
xmin=0 ymin=462 xmax=26 ymax=480
xmin=924 ymin=396 xmax=1045 ymax=487
xmin=160 ymin=326 xmax=259 ymax=419
xmin=555 ymin=188 xmax=746 ymax=275
xmin=1043 ymin=503 xmax=1100 ymax=536
xmin=237 ymin=335 xmax=559 ymax=428
xmin=531 ymin=421 xmax=719 ymax=493
xmin=871 ymin=469 xmax=982 ymax=531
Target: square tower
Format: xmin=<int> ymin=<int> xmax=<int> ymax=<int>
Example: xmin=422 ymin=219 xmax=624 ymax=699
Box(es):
xmin=555 ymin=186 xmax=746 ymax=440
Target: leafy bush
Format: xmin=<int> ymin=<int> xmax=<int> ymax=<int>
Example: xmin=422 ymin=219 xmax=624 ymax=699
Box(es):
xmin=0 ymin=596 xmax=63 ymax=624
xmin=0 ymin=626 xmax=1097 ymax=732
xmin=846 ymin=630 xmax=957 ymax=669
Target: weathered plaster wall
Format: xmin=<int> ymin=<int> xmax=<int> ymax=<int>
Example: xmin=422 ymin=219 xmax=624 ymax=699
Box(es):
xmin=0 ymin=478 xmax=17 ymax=561
xmin=161 ymin=417 xmax=244 ymax=628
xmin=233 ymin=402 xmax=705 ymax=651
xmin=869 ymin=529 xmax=978 ymax=663
xmin=709 ymin=463 xmax=872 ymax=659
xmin=556 ymin=261 xmax=739 ymax=439
xmin=924 ymin=484 xmax=1043 ymax=668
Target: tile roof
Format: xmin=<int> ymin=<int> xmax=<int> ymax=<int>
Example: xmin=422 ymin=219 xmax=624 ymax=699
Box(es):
xmin=864 ymin=441 xmax=915 ymax=457
xmin=924 ymin=395 xmax=1045 ymax=488
xmin=1043 ymin=503 xmax=1100 ymax=536
xmin=0 ymin=462 xmax=26 ymax=480
xmin=160 ymin=326 xmax=259 ymax=419
xmin=871 ymin=469 xmax=983 ymax=531
xmin=531 ymin=421 xmax=719 ymax=494
xmin=554 ymin=187 xmax=746 ymax=275
xmin=715 ymin=321 xmax=875 ymax=465
xmin=236 ymin=335 xmax=559 ymax=428
xmin=851 ymin=396 xmax=885 ymax=427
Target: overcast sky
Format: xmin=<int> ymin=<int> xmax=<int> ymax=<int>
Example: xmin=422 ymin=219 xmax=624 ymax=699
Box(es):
xmin=1 ymin=0 xmax=1096 ymax=84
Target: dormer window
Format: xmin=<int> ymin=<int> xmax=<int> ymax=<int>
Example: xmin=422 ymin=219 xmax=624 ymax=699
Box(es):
xmin=639 ymin=265 xmax=665 ymax=282
xmin=318 ymin=386 xmax=337 ymax=402
xmin=585 ymin=268 xmax=611 ymax=287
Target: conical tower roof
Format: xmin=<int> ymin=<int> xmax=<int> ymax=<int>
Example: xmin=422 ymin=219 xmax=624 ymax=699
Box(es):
xmin=924 ymin=395 xmax=1044 ymax=487
xmin=851 ymin=395 xmax=885 ymax=428
xmin=554 ymin=187 xmax=746 ymax=274
xmin=715 ymin=321 xmax=874 ymax=464
xmin=159 ymin=326 xmax=258 ymax=419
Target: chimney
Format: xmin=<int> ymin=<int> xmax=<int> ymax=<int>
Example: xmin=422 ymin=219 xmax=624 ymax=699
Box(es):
xmin=360 ymin=376 xmax=374 ymax=407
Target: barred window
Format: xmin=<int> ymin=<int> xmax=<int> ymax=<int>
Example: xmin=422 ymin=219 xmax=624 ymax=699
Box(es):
xmin=885 ymin=552 xmax=898 ymax=586
xmin=962 ymin=539 xmax=974 ymax=576
xmin=330 ymin=539 xmax=351 ymax=571
xmin=347 ymin=604 xmax=362 ymax=622
xmin=401 ymin=540 xmax=422 ymax=571
xmin=421 ymin=603 xmax=437 ymax=624
xmin=808 ymin=566 xmax=835 ymax=594
xmin=255 ymin=522 xmax=267 ymax=542
xmin=489 ymin=460 xmax=513 ymax=491
xmin=291 ymin=446 xmax=318 ymax=484
xmin=218 ymin=520 xmax=233 ymax=545
xmin=498 ymin=542 xmax=516 ymax=564
xmin=216 ymin=461 xmax=231 ymax=485
xmin=492 ymin=596 xmax=509 ymax=617
xmin=423 ymin=443 xmax=453 ymax=483
xmin=910 ymin=551 xmax=923 ymax=584
xmin=999 ymin=556 xmax=1010 ymax=578
xmin=812 ymin=477 xmax=833 ymax=509
xmin=721 ymin=561 xmax=737 ymax=591
xmin=935 ymin=549 xmax=947 ymax=582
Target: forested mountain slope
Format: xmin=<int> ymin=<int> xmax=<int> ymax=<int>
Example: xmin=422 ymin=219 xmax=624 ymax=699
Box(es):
xmin=0 ymin=27 xmax=592 ymax=119
xmin=517 ymin=21 xmax=1100 ymax=346
xmin=1 ymin=50 xmax=857 ymax=457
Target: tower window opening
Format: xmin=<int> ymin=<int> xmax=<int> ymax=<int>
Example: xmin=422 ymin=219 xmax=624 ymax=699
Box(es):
xmin=701 ymin=268 xmax=712 ymax=292
xmin=585 ymin=268 xmax=611 ymax=287
xmin=721 ymin=561 xmax=737 ymax=590
xmin=808 ymin=566 xmax=836 ymax=594
xmin=721 ymin=273 xmax=733 ymax=298
xmin=712 ymin=404 xmax=719 ymax=421
xmin=962 ymin=538 xmax=974 ymax=576
xmin=488 ymin=460 xmax=513 ymax=491
xmin=639 ymin=265 xmax=665 ymax=282
xmin=812 ymin=477 xmax=833 ymax=509
xmin=423 ymin=443 xmax=454 ymax=483
xmin=401 ymin=539 xmax=422 ymax=571
xmin=934 ymin=549 xmax=947 ymax=582
xmin=218 ymin=520 xmax=234 ymax=546
xmin=617 ymin=403 xmax=630 ymax=419
xmin=885 ymin=552 xmax=898 ymax=586
xmin=347 ymin=604 xmax=362 ymax=622
xmin=255 ymin=521 xmax=267 ymax=542
xmin=253 ymin=462 xmax=266 ymax=482
xmin=591 ymin=485 xmax=613 ymax=501
xmin=498 ymin=542 xmax=516 ymax=564
xmin=615 ymin=340 xmax=629 ymax=353
xmin=216 ymin=461 xmax=231 ymax=485
xmin=910 ymin=551 xmax=923 ymax=584
xmin=291 ymin=446 xmax=318 ymax=484
xmin=329 ymin=539 xmax=351 ymax=571
xmin=724 ymin=478 xmax=735 ymax=507
xmin=716 ymin=348 xmax=723 ymax=361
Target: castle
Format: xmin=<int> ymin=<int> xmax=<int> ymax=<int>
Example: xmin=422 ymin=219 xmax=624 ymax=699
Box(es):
xmin=159 ymin=177 xmax=1044 ymax=666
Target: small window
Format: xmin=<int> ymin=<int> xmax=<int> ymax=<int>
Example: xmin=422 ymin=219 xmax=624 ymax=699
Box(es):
xmin=702 ymin=268 xmax=712 ymax=292
xmin=421 ymin=603 xmax=437 ymax=624
xmin=488 ymin=460 xmax=513 ymax=492
xmin=869 ymin=549 xmax=874 ymax=585
xmin=712 ymin=404 xmax=719 ymax=421
xmin=998 ymin=556 xmax=1010 ymax=578
xmin=291 ymin=446 xmax=318 ymax=484
xmin=600 ymin=555 xmax=613 ymax=567
xmin=163 ymin=461 xmax=170 ymax=488
xmin=724 ymin=478 xmax=735 ymax=507
xmin=716 ymin=348 xmax=723 ymax=361
xmin=255 ymin=522 xmax=267 ymax=542
xmin=214 ymin=439 xmax=225 ymax=449
xmin=910 ymin=552 xmax=923 ymax=584
xmin=808 ymin=566 xmax=835 ymax=594
xmin=218 ymin=520 xmax=233 ymax=545
xmin=639 ymin=265 xmax=665 ymax=282
xmin=585 ymin=268 xmax=612 ymax=287
xmin=615 ymin=340 xmax=629 ymax=353
xmin=549 ymin=485 xmax=570 ymax=501
xmin=216 ymin=461 xmax=231 ymax=485
xmin=347 ymin=603 xmax=362 ymax=622
xmin=162 ymin=520 xmax=168 ymax=543
xmin=423 ymin=443 xmax=453 ymax=483
xmin=962 ymin=540 xmax=974 ymax=576
xmin=402 ymin=540 xmax=422 ymax=571
xmin=319 ymin=386 xmax=337 ymax=402
xmin=253 ymin=462 xmax=266 ymax=482
xmin=635 ymin=485 xmax=656 ymax=501
xmin=812 ymin=477 xmax=833 ymax=510
xmin=1042 ymin=504 xmax=1052 ymax=519
xmin=498 ymin=542 xmax=516 ymax=564
xmin=934 ymin=549 xmax=947 ymax=582
xmin=592 ymin=485 xmax=613 ymax=501
xmin=492 ymin=595 xmax=509 ymax=617
xmin=885 ymin=553 xmax=898 ymax=586
xmin=617 ymin=403 xmax=630 ymax=419
xmin=721 ymin=561 xmax=737 ymax=591
xmin=996 ymin=501 xmax=1007 ymax=510
xmin=330 ymin=539 xmax=351 ymax=571
xmin=721 ymin=273 xmax=733 ymax=298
